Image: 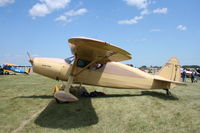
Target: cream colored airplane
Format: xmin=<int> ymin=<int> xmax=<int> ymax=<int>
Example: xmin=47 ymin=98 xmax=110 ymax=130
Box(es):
xmin=29 ymin=37 xmax=185 ymax=102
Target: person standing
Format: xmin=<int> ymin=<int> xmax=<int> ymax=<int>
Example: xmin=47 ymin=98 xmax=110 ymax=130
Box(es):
xmin=191 ymin=71 xmax=195 ymax=83
xmin=182 ymin=69 xmax=187 ymax=82
xmin=0 ymin=66 xmax=3 ymax=75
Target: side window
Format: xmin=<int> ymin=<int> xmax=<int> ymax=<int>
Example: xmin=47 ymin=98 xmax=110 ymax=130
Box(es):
xmin=95 ymin=63 xmax=103 ymax=69
xmin=4 ymin=65 xmax=11 ymax=69
xmin=65 ymin=56 xmax=74 ymax=64
xmin=91 ymin=63 xmax=104 ymax=71
xmin=77 ymin=59 xmax=90 ymax=68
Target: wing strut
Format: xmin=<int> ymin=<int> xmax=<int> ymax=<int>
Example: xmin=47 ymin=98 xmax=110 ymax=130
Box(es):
xmin=54 ymin=54 xmax=79 ymax=102
xmin=54 ymin=52 xmax=116 ymax=102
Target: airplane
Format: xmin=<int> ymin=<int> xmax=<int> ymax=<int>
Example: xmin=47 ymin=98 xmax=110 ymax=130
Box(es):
xmin=28 ymin=37 xmax=186 ymax=103
xmin=0 ymin=63 xmax=30 ymax=75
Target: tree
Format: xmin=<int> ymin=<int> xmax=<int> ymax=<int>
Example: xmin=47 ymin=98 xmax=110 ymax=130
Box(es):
xmin=182 ymin=65 xmax=200 ymax=69
xmin=140 ymin=65 xmax=147 ymax=69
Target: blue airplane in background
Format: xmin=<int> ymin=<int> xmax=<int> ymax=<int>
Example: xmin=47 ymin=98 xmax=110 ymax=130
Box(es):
xmin=0 ymin=63 xmax=30 ymax=75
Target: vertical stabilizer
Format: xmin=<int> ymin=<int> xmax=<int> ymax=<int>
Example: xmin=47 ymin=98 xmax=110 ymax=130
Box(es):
xmin=157 ymin=57 xmax=181 ymax=82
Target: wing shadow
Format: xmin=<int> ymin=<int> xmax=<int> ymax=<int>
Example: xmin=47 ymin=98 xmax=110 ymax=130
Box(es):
xmin=16 ymin=88 xmax=177 ymax=130
xmin=34 ymin=88 xmax=98 ymax=130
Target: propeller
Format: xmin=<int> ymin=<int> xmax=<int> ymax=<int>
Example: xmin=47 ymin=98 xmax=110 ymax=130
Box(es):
xmin=27 ymin=52 xmax=33 ymax=65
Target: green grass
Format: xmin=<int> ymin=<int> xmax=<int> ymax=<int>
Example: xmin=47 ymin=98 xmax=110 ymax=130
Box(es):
xmin=0 ymin=74 xmax=200 ymax=133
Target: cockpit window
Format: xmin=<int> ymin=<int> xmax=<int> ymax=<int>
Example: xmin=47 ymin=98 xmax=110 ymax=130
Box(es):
xmin=65 ymin=57 xmax=104 ymax=71
xmin=3 ymin=65 xmax=11 ymax=69
xmin=90 ymin=63 xmax=104 ymax=71
xmin=77 ymin=59 xmax=90 ymax=68
xmin=65 ymin=56 xmax=74 ymax=64
xmin=95 ymin=63 xmax=103 ymax=69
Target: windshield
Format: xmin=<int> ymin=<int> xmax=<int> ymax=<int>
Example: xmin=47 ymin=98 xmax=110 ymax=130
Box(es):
xmin=65 ymin=56 xmax=74 ymax=64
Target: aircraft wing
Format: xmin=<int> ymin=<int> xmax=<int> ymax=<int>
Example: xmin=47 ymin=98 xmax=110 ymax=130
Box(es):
xmin=68 ymin=37 xmax=132 ymax=63
xmin=0 ymin=63 xmax=17 ymax=66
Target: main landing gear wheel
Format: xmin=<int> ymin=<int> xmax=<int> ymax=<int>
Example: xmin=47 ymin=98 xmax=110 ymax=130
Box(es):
xmin=54 ymin=85 xmax=79 ymax=103
xmin=54 ymin=91 xmax=78 ymax=103
xmin=164 ymin=89 xmax=172 ymax=96
xmin=55 ymin=98 xmax=67 ymax=104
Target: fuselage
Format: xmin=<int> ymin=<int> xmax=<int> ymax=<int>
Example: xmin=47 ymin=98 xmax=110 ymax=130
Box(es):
xmin=32 ymin=57 xmax=160 ymax=90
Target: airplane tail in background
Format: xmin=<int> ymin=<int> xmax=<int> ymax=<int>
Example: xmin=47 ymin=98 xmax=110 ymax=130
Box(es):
xmin=157 ymin=57 xmax=181 ymax=82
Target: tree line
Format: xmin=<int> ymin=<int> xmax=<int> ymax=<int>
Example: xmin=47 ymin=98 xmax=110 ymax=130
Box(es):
xmin=182 ymin=65 xmax=200 ymax=69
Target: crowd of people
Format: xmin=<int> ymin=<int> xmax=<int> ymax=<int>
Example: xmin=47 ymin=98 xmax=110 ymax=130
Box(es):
xmin=182 ymin=69 xmax=199 ymax=83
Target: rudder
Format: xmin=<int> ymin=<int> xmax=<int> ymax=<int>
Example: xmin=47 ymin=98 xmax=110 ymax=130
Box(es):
xmin=157 ymin=57 xmax=181 ymax=82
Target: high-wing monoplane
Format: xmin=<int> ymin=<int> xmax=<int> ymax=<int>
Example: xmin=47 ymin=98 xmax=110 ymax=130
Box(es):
xmin=29 ymin=37 xmax=186 ymax=102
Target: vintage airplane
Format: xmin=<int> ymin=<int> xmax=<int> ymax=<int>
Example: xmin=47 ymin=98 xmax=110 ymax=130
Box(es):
xmin=28 ymin=37 xmax=185 ymax=102
xmin=0 ymin=63 xmax=30 ymax=75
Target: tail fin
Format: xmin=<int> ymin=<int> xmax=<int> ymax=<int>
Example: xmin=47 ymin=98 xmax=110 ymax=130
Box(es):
xmin=157 ymin=57 xmax=181 ymax=82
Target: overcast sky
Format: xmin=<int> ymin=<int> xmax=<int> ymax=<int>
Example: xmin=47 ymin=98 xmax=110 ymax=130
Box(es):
xmin=0 ymin=0 xmax=199 ymax=67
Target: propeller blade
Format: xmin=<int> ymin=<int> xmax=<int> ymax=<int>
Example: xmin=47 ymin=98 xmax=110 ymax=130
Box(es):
xmin=27 ymin=52 xmax=31 ymax=59
xmin=27 ymin=52 xmax=33 ymax=65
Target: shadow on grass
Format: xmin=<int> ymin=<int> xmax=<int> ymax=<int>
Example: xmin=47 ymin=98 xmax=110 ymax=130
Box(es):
xmin=15 ymin=90 xmax=178 ymax=101
xmin=141 ymin=91 xmax=179 ymax=100
xmin=34 ymin=88 xmax=98 ymax=130
xmin=91 ymin=94 xmax=142 ymax=98
xmin=16 ymin=95 xmax=53 ymax=99
xmin=90 ymin=91 xmax=178 ymax=100
xmin=15 ymin=88 xmax=177 ymax=130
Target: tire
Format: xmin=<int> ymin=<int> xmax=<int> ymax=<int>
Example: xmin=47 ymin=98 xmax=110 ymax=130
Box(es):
xmin=55 ymin=98 xmax=68 ymax=104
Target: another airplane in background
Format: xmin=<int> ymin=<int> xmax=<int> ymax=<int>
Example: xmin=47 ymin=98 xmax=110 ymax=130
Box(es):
xmin=180 ymin=68 xmax=200 ymax=78
xmin=28 ymin=37 xmax=186 ymax=103
xmin=0 ymin=63 xmax=30 ymax=75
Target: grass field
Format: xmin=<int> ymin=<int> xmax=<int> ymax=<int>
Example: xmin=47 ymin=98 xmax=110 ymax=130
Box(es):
xmin=0 ymin=74 xmax=200 ymax=133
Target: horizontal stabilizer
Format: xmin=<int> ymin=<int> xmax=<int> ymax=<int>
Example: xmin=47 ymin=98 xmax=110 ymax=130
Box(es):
xmin=154 ymin=76 xmax=187 ymax=86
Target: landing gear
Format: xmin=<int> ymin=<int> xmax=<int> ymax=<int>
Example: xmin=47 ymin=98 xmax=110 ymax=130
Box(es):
xmin=164 ymin=89 xmax=172 ymax=96
xmin=54 ymin=51 xmax=109 ymax=103
xmin=54 ymin=87 xmax=79 ymax=103
xmin=54 ymin=76 xmax=79 ymax=103
xmin=55 ymin=98 xmax=67 ymax=104
xmin=54 ymin=53 xmax=79 ymax=103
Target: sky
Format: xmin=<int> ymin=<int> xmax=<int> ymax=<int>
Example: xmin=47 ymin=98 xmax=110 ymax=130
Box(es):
xmin=0 ymin=0 xmax=199 ymax=67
